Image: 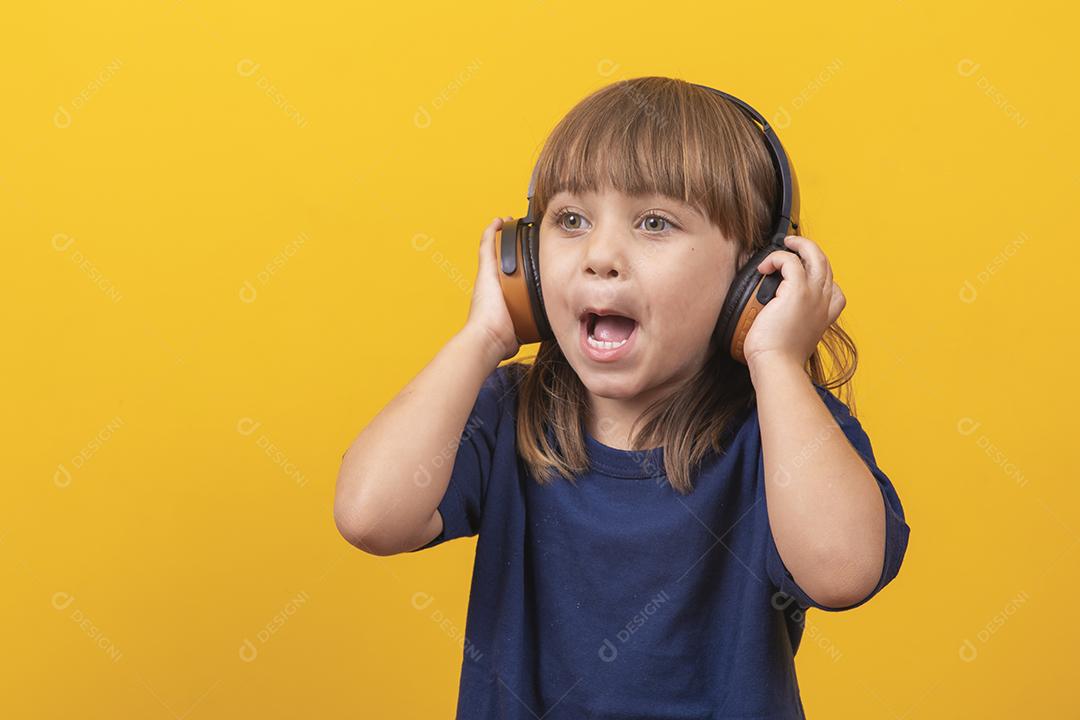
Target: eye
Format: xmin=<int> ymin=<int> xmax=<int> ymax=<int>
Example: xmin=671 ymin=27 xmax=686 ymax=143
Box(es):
xmin=549 ymin=208 xmax=680 ymax=235
xmin=639 ymin=212 xmax=679 ymax=234
xmin=551 ymin=209 xmax=590 ymax=232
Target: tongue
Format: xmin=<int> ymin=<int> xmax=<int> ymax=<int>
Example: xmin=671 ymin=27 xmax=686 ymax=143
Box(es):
xmin=592 ymin=315 xmax=636 ymax=342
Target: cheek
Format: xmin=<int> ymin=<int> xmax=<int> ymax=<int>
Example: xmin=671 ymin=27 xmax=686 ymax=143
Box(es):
xmin=538 ymin=248 xmax=574 ymax=318
xmin=650 ymin=266 xmax=729 ymax=339
xmin=654 ymin=289 xmax=713 ymax=344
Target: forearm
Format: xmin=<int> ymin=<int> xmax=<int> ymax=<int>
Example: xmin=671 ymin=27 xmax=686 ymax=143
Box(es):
xmin=750 ymin=353 xmax=885 ymax=607
xmin=334 ymin=324 xmax=504 ymax=554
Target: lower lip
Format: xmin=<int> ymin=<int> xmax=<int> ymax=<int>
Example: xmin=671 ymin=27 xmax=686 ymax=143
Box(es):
xmin=579 ymin=317 xmax=638 ymax=363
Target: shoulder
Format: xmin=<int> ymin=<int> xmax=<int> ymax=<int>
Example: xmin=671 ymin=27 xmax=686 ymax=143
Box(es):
xmin=743 ymin=382 xmax=851 ymax=433
xmin=810 ymin=384 xmax=879 ymax=462
xmin=473 ymin=361 xmax=528 ymax=420
xmin=488 ymin=361 xmax=528 ymax=400
xmin=493 ymin=361 xmax=528 ymax=391
xmin=813 ymin=384 xmax=854 ymax=423
xmin=740 ymin=383 xmax=862 ymax=443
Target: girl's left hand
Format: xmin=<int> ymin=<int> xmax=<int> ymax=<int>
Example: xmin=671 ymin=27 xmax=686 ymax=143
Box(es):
xmin=741 ymin=235 xmax=846 ymax=369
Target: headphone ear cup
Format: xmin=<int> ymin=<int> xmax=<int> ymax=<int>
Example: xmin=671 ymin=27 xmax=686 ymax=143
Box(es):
xmin=522 ymin=222 xmax=555 ymax=341
xmin=716 ymin=245 xmax=781 ymax=364
xmin=495 ymin=219 xmax=554 ymax=344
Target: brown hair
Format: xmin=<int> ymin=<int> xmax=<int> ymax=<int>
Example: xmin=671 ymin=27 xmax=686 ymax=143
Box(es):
xmin=506 ymin=76 xmax=857 ymax=494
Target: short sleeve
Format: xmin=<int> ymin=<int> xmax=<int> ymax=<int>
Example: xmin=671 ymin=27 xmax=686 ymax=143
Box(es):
xmin=408 ymin=363 xmax=513 ymax=551
xmin=765 ymin=385 xmax=911 ymax=611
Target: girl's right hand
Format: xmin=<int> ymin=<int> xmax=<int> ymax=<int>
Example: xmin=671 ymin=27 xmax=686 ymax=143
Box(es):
xmin=465 ymin=216 xmax=521 ymax=363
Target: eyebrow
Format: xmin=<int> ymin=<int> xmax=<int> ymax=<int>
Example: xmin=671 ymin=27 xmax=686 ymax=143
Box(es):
xmin=549 ymin=192 xmax=704 ymax=219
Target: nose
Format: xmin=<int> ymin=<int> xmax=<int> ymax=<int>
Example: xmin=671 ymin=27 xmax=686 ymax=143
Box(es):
xmin=582 ymin=223 xmax=627 ymax=279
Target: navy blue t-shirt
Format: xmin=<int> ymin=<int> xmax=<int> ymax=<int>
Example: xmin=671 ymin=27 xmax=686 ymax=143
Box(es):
xmin=411 ymin=362 xmax=910 ymax=719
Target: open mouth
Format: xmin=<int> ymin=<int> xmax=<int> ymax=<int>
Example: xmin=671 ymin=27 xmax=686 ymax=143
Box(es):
xmin=581 ymin=311 xmax=638 ymax=351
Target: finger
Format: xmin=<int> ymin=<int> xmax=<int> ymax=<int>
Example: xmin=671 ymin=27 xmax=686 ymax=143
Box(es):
xmin=479 ymin=216 xmax=502 ymax=264
xmin=783 ymin=235 xmax=829 ymax=290
xmin=756 ymin=250 xmax=807 ymax=288
xmin=816 ymin=245 xmax=833 ymax=290
xmin=827 ymin=281 xmax=846 ymax=323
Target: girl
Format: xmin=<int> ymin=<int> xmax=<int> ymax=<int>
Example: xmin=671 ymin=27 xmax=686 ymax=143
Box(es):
xmin=335 ymin=76 xmax=910 ymax=719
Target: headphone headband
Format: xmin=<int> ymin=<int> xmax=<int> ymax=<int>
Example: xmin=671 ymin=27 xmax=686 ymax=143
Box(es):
xmin=522 ymin=83 xmax=798 ymax=243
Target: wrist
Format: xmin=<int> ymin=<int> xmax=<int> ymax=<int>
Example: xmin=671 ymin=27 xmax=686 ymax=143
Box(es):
xmin=458 ymin=323 xmax=510 ymax=368
xmin=746 ymin=349 xmax=808 ymax=386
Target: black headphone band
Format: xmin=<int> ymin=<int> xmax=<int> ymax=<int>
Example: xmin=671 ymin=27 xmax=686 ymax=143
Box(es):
xmin=521 ymin=83 xmax=797 ymax=244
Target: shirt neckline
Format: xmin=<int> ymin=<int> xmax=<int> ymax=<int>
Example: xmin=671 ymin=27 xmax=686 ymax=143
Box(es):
xmin=583 ymin=427 xmax=666 ymax=479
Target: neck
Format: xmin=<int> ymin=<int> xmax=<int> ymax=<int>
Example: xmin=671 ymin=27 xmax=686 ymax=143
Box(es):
xmin=585 ymin=376 xmax=683 ymax=451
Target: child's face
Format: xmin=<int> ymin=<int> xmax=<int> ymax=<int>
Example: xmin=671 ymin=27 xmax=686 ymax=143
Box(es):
xmin=540 ymin=187 xmax=741 ymax=401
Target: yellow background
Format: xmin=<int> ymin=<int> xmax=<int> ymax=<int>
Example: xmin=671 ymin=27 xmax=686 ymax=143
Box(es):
xmin=4 ymin=1 xmax=1077 ymax=717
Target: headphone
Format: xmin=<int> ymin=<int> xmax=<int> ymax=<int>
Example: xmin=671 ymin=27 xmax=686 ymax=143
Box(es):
xmin=495 ymin=84 xmax=800 ymax=364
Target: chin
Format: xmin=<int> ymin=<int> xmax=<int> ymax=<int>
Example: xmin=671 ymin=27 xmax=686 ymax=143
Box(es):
xmin=574 ymin=365 xmax=645 ymax=399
